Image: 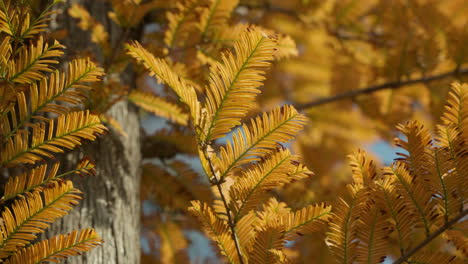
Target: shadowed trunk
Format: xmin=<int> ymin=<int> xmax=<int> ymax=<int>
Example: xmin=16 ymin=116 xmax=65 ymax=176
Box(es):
xmin=46 ymin=1 xmax=142 ymax=263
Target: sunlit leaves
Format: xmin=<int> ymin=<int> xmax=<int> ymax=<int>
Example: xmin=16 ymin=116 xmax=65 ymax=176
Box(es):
xmin=2 ymin=111 xmax=106 ymax=166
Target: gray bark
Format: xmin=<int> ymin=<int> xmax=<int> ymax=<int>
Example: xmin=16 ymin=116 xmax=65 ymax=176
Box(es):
xmin=46 ymin=1 xmax=142 ymax=263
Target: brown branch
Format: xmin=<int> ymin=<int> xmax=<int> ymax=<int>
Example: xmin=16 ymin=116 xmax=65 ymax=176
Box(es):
xmin=393 ymin=208 xmax=468 ymax=264
xmin=296 ymin=67 xmax=468 ymax=110
xmin=201 ymin=146 xmax=245 ymax=264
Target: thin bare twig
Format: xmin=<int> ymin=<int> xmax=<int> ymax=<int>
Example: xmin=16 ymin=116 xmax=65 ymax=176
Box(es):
xmin=296 ymin=67 xmax=468 ymax=110
xmin=393 ymin=208 xmax=468 ymax=264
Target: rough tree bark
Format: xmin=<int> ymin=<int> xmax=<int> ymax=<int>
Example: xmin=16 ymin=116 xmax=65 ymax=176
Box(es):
xmin=46 ymin=1 xmax=142 ymax=263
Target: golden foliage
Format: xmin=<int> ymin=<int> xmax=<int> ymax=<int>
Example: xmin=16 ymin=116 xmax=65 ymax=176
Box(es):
xmin=0 ymin=2 xmax=104 ymax=263
xmin=0 ymin=0 xmax=56 ymax=39
xmin=327 ymin=83 xmax=468 ymax=263
xmin=6 ymin=36 xmax=64 ymax=84
xmin=107 ymin=0 xmax=161 ymax=28
xmin=1 ymin=58 xmax=103 ymax=141
xmin=248 ymin=225 xmax=286 ymax=264
xmin=281 ymin=203 xmax=331 ymax=240
xmin=189 ymin=201 xmax=240 ymax=263
xmin=229 ymin=148 xmax=310 ymax=221
xmin=202 ymin=29 xmax=277 ymax=141
xmin=2 ymin=110 xmax=106 ymax=166
xmin=2 ymin=158 xmax=96 ymax=203
xmin=127 ymin=4 xmax=332 ymax=260
xmin=326 ymin=197 xmax=359 ymax=264
xmin=60 ymin=0 xmax=468 ymax=262
xmin=0 ymin=181 xmax=82 ymax=258
xmin=164 ymin=0 xmax=203 ymax=49
xmin=3 ymin=229 xmax=102 ymax=264
xmin=199 ymin=0 xmax=239 ymax=38
xmin=128 ymin=90 xmax=189 ymax=125
xmin=217 ymin=105 xmax=307 ymax=180
xmin=126 ymin=41 xmax=200 ymax=123
xmin=157 ymin=220 xmax=189 ymax=264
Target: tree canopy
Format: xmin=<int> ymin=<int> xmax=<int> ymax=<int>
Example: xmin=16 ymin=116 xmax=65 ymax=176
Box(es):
xmin=0 ymin=0 xmax=467 ymax=263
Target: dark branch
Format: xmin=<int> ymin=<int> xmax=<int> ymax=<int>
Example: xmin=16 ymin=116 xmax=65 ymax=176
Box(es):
xmin=201 ymin=147 xmax=245 ymax=264
xmin=393 ymin=208 xmax=468 ymax=264
xmin=296 ymin=67 xmax=468 ymax=110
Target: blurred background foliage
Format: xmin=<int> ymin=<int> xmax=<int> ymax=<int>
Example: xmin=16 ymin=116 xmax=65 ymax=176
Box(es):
xmin=33 ymin=0 xmax=468 ymax=263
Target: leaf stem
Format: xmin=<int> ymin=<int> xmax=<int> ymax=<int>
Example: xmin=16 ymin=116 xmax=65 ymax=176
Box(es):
xmin=201 ymin=145 xmax=245 ymax=264
xmin=393 ymin=208 xmax=468 ymax=264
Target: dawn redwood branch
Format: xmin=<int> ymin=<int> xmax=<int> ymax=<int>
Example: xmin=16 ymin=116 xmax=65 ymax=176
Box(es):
xmin=393 ymin=208 xmax=468 ymax=264
xmin=201 ymin=147 xmax=245 ymax=264
xmin=296 ymin=67 xmax=468 ymax=110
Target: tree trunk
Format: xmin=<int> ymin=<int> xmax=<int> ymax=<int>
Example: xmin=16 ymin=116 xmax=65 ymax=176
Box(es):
xmin=47 ymin=1 xmax=142 ymax=263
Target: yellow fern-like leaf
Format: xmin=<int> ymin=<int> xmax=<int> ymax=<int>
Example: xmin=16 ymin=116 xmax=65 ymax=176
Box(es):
xmin=236 ymin=210 xmax=258 ymax=251
xmin=377 ymin=177 xmax=417 ymax=255
xmin=2 ymin=158 xmax=95 ymax=202
xmin=108 ymin=0 xmax=162 ymax=27
xmin=0 ymin=180 xmax=82 ymax=258
xmin=167 ymin=60 xmax=203 ymax=93
xmin=197 ymin=24 xmax=249 ymax=67
xmin=1 ymin=58 xmax=104 ymax=140
xmin=248 ymin=225 xmax=286 ymax=264
xmin=440 ymin=82 xmax=468 ymax=131
xmin=188 ymin=200 xmax=240 ymax=263
xmin=393 ymin=121 xmax=444 ymax=233
xmin=217 ymin=105 xmax=307 ymax=181
xmin=268 ymin=249 xmax=291 ymax=264
xmin=326 ymin=197 xmax=359 ymax=264
xmin=395 ymin=121 xmax=436 ymax=187
xmin=164 ymin=0 xmax=201 ymax=49
xmin=0 ymin=1 xmax=25 ymax=37
xmin=157 ymin=220 xmax=189 ymax=264
xmin=256 ymin=198 xmax=291 ymax=227
xmin=0 ymin=5 xmax=11 ymax=35
xmin=354 ymin=188 xmax=392 ymax=264
xmin=0 ymin=35 xmax=11 ymax=71
xmin=7 ymin=36 xmax=64 ymax=83
xmin=20 ymin=2 xmax=58 ymax=39
xmin=202 ymin=28 xmax=277 ymax=141
xmin=198 ymin=0 xmax=239 ymax=38
xmin=1 ymin=110 xmax=107 ymax=166
xmin=126 ymin=41 xmax=200 ymax=123
xmin=0 ymin=0 xmax=57 ymax=39
xmin=229 ymin=149 xmax=312 ymax=221
xmin=280 ymin=203 xmax=332 ymax=240
xmin=274 ymin=34 xmax=298 ymax=59
xmin=348 ymin=149 xmax=378 ymax=188
xmin=385 ymin=163 xmax=438 ymax=236
xmin=436 ymin=83 xmax=468 ymax=216
xmin=3 ymin=228 xmax=102 ymax=264
xmin=128 ymin=90 xmax=189 ymax=125
xmin=249 ymin=26 xmax=298 ymax=60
